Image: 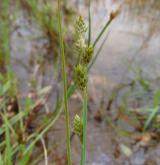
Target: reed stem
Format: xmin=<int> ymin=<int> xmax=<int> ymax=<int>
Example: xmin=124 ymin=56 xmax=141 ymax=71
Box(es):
xmin=93 ymin=19 xmax=112 ymax=48
xmin=88 ymin=0 xmax=91 ymax=46
xmin=57 ymin=1 xmax=72 ymax=165
xmin=80 ymin=89 xmax=88 ymax=165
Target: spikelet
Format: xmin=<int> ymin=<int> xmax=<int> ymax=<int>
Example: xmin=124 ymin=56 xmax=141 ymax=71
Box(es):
xmin=73 ymin=114 xmax=83 ymax=142
xmin=74 ymin=36 xmax=86 ymax=56
xmin=81 ymin=44 xmax=94 ymax=65
xmin=75 ymin=16 xmax=87 ymax=37
xmin=75 ymin=64 xmax=87 ymax=91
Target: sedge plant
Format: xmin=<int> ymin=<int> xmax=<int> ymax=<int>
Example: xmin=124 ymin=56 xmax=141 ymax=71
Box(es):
xmin=73 ymin=16 xmax=93 ymax=165
xmin=73 ymin=9 xmax=119 ymax=165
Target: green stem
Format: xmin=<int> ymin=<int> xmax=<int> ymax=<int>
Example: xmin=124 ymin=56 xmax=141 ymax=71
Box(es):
xmin=88 ymin=0 xmax=91 ymax=46
xmin=81 ymin=89 xmax=88 ymax=165
xmin=93 ymin=18 xmax=112 ymax=48
xmin=89 ymin=31 xmax=110 ymax=70
xmin=0 ymin=0 xmax=10 ymax=68
xmin=57 ymin=1 xmax=72 ymax=165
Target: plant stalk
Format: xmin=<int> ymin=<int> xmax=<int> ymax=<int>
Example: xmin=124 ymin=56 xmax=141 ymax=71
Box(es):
xmin=57 ymin=1 xmax=72 ymax=165
xmin=81 ymin=89 xmax=88 ymax=165
xmin=93 ymin=18 xmax=112 ymax=48
xmin=88 ymin=0 xmax=91 ymax=46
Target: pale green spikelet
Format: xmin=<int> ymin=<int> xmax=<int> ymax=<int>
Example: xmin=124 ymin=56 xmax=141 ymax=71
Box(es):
xmin=75 ymin=64 xmax=87 ymax=91
xmin=74 ymin=16 xmax=88 ymax=63
xmin=73 ymin=114 xmax=83 ymax=142
xmin=81 ymin=44 xmax=94 ymax=65
xmin=75 ymin=37 xmax=86 ymax=55
xmin=75 ymin=16 xmax=87 ymax=37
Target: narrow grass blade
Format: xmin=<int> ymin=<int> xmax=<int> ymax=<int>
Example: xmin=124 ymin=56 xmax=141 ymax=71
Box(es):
xmin=0 ymin=153 xmax=3 ymax=165
xmin=144 ymin=106 xmax=159 ymax=131
xmin=0 ymin=113 xmax=17 ymax=139
xmin=88 ymin=0 xmax=91 ymax=46
xmin=4 ymin=123 xmax=12 ymax=165
xmin=18 ymin=144 xmax=34 ymax=165
xmin=93 ymin=19 xmax=112 ymax=48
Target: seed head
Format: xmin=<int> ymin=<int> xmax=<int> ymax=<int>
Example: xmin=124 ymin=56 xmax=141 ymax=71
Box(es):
xmin=75 ymin=16 xmax=87 ymax=37
xmin=73 ymin=114 xmax=83 ymax=142
xmin=75 ymin=36 xmax=86 ymax=55
xmin=75 ymin=64 xmax=87 ymax=91
xmin=81 ymin=45 xmax=94 ymax=65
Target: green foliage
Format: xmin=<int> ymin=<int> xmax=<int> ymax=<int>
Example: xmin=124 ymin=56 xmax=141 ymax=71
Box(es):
xmin=0 ymin=71 xmax=17 ymax=97
xmin=144 ymin=91 xmax=160 ymax=131
xmin=4 ymin=121 xmax=12 ymax=165
xmin=0 ymin=81 xmax=11 ymax=96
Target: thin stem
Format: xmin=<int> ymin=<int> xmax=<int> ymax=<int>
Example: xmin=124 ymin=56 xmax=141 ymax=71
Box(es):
xmin=57 ymin=1 xmax=72 ymax=165
xmin=88 ymin=0 xmax=91 ymax=46
xmin=0 ymin=0 xmax=10 ymax=69
xmin=93 ymin=18 xmax=112 ymax=48
xmin=40 ymin=137 xmax=48 ymax=165
xmin=81 ymin=89 xmax=88 ymax=165
xmin=89 ymin=31 xmax=110 ymax=70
